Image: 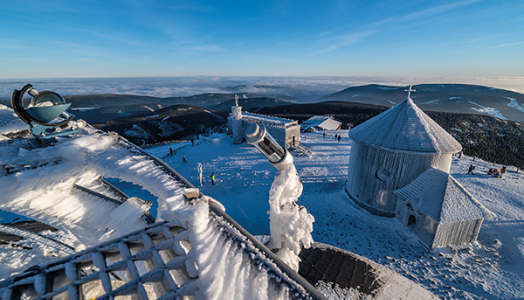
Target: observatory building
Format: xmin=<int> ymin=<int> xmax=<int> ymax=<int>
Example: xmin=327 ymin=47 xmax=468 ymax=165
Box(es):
xmin=345 ymin=88 xmax=491 ymax=248
xmin=227 ymin=100 xmax=300 ymax=149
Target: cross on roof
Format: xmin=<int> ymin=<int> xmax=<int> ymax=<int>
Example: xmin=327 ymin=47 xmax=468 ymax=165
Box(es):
xmin=405 ymin=85 xmax=416 ymax=99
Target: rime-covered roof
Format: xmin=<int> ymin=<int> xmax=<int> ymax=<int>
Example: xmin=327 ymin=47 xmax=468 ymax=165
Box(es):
xmin=241 ymin=111 xmax=298 ymax=128
xmin=348 ymin=98 xmax=462 ymax=153
xmin=301 ymin=116 xmax=342 ymax=130
xmin=394 ymin=168 xmax=493 ymax=223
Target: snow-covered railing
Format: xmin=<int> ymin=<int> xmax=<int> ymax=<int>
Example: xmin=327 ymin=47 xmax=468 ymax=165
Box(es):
xmin=242 ymin=112 xmax=299 ymax=128
xmin=0 ymin=221 xmax=194 ymax=300
xmin=0 ymin=224 xmax=75 ymax=255
xmin=0 ymin=217 xmax=325 ymax=300
xmin=74 ymin=180 xmax=156 ymax=225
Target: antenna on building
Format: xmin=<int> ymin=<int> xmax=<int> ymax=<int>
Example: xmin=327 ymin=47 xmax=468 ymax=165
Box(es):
xmin=235 ymin=94 xmax=239 ymax=107
xmin=405 ymin=85 xmax=416 ymax=99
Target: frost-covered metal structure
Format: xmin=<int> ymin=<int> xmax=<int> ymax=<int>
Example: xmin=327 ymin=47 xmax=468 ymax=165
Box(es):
xmin=11 ymin=84 xmax=80 ymax=146
xmin=394 ymin=168 xmax=492 ymax=248
xmin=230 ymin=95 xmax=244 ymax=144
xmin=0 ymin=130 xmax=327 ymax=300
xmin=227 ymin=103 xmax=300 ymax=149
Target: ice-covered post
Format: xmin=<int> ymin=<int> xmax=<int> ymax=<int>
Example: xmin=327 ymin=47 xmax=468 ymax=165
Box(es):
xmin=231 ymin=94 xmax=243 ymax=144
xmin=197 ymin=163 xmax=203 ymax=186
xmin=245 ymin=124 xmax=314 ymax=271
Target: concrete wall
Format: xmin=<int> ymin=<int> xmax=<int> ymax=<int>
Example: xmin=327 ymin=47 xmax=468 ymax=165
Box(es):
xmin=299 ymin=243 xmax=439 ymax=299
xmin=346 ymin=141 xmax=452 ymax=215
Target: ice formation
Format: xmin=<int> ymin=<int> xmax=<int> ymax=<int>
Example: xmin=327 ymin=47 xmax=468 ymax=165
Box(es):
xmin=268 ymin=164 xmax=315 ymax=271
xmin=0 ymin=132 xmax=151 ymax=247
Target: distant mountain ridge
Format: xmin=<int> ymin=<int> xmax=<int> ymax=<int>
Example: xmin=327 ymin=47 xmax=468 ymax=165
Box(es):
xmin=210 ymin=97 xmax=292 ymax=111
xmin=63 ymin=93 xmax=252 ymax=108
xmin=322 ymin=84 xmax=524 ymax=123
xmin=1 ymin=83 xmax=522 ymax=123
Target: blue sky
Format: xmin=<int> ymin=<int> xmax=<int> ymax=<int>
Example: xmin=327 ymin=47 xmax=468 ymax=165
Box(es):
xmin=1 ymin=0 xmax=524 ymax=79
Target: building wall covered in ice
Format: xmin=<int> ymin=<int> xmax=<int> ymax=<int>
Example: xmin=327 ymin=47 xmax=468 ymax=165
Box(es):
xmin=432 ymin=218 xmax=483 ymax=248
xmin=346 ymin=140 xmax=452 ymax=215
xmin=394 ymin=167 xmax=492 ymax=248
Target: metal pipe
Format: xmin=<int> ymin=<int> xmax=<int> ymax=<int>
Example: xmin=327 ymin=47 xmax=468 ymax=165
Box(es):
xmin=245 ymin=124 xmax=294 ymax=171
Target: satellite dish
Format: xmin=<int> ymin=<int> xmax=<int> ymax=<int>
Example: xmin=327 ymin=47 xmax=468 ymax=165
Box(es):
xmin=11 ymin=84 xmax=78 ymax=144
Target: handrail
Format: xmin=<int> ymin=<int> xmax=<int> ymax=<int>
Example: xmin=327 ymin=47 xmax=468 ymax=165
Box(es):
xmin=0 ymin=224 xmax=75 ymax=254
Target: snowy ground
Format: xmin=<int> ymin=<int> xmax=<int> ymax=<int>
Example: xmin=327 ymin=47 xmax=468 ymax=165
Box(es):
xmin=135 ymin=131 xmax=523 ymax=300
xmin=1 ymin=129 xmax=523 ymax=299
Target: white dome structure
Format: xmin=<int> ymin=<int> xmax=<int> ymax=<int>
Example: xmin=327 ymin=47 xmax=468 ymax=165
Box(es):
xmin=346 ymin=95 xmax=462 ymax=216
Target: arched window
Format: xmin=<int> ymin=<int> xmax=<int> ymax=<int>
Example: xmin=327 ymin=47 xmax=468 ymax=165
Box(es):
xmin=408 ymin=215 xmax=417 ymax=227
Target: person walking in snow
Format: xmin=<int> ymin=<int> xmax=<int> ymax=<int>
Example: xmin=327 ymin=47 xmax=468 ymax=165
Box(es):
xmin=467 ymin=164 xmax=475 ymax=175
xmin=337 ymin=135 xmax=341 ymax=143
xmin=323 ymin=132 xmax=325 ymax=139
xmin=169 ymin=147 xmax=173 ymax=156
xmin=501 ymin=166 xmax=507 ymax=178
xmin=183 ymin=155 xmax=187 ymax=163
xmin=210 ymin=173 xmax=215 ymax=185
xmin=191 ymin=139 xmax=194 ymax=146
xmin=334 ymin=134 xmax=338 ymax=140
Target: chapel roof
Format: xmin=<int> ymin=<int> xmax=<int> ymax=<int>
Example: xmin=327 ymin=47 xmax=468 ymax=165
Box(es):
xmin=348 ymin=97 xmax=462 ymax=154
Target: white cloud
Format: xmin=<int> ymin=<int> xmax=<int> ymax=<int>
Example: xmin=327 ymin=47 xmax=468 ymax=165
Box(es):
xmin=1 ymin=76 xmax=523 ymax=100
xmin=491 ymin=41 xmax=524 ymax=48
xmin=318 ymin=31 xmax=376 ymax=53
